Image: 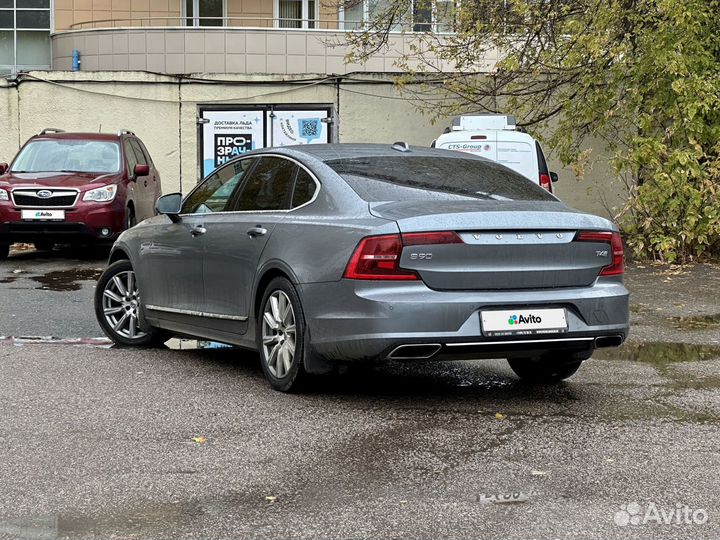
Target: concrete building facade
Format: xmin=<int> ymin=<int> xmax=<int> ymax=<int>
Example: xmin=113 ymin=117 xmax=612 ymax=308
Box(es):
xmin=0 ymin=0 xmax=627 ymax=216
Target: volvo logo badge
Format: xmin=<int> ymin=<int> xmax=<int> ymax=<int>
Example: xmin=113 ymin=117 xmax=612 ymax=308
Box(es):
xmin=36 ymin=190 xmax=52 ymax=198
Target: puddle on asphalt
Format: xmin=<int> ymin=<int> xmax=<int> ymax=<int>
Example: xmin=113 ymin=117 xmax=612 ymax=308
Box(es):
xmin=670 ymin=313 xmax=720 ymax=330
xmin=594 ymin=342 xmax=720 ymax=365
xmin=31 ymin=268 xmax=103 ymax=291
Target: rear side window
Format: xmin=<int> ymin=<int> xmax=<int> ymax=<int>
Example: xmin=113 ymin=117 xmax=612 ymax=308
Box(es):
xmin=325 ymin=156 xmax=555 ymax=202
xmin=291 ymin=168 xmax=317 ymax=208
xmin=233 ymin=156 xmax=296 ymax=211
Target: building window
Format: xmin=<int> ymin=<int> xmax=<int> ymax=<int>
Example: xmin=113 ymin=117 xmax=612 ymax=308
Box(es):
xmin=0 ymin=0 xmax=51 ymax=75
xmin=276 ymin=0 xmax=318 ymax=29
xmin=342 ymin=0 xmax=455 ymax=32
xmin=185 ymin=0 xmax=226 ymax=26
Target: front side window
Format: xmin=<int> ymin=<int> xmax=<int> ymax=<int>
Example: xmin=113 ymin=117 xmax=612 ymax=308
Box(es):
xmin=129 ymin=140 xmax=148 ymax=166
xmin=181 ymin=158 xmax=256 ymax=214
xmin=11 ymin=139 xmax=121 ymax=174
xmin=326 ymin=155 xmax=556 ymax=202
xmin=232 ymin=156 xmax=296 ymax=211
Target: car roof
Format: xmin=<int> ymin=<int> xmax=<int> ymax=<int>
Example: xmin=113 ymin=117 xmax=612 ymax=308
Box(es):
xmin=29 ymin=132 xmax=123 ymax=142
xmin=252 ymin=143 xmax=494 ymax=163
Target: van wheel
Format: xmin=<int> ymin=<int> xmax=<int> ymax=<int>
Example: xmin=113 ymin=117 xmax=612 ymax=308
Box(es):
xmin=0 ymin=244 xmax=8 ymax=260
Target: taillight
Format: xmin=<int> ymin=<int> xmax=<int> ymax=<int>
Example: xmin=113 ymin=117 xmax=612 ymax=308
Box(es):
xmin=576 ymin=231 xmax=625 ymax=275
xmin=344 ymin=231 xmax=463 ymax=280
xmin=344 ymin=234 xmax=418 ymax=280
xmin=539 ymin=173 xmax=553 ymax=193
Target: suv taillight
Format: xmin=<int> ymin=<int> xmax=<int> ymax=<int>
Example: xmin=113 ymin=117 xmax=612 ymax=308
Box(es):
xmin=539 ymin=173 xmax=553 ymax=193
xmin=576 ymin=231 xmax=625 ymax=275
xmin=344 ymin=232 xmax=462 ymax=280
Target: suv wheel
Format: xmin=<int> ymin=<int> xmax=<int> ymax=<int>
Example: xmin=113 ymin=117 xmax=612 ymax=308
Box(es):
xmin=0 ymin=244 xmax=8 ymax=260
xmin=34 ymin=241 xmax=54 ymax=252
xmin=125 ymin=207 xmax=136 ymax=230
xmin=257 ymin=277 xmax=309 ymax=392
xmin=94 ymin=259 xmax=169 ymax=347
xmin=507 ymin=353 xmax=588 ymax=383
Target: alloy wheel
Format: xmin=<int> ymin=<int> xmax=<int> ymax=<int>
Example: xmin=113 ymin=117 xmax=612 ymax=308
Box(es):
xmin=101 ymin=270 xmax=147 ymax=340
xmin=261 ymin=290 xmax=297 ymax=378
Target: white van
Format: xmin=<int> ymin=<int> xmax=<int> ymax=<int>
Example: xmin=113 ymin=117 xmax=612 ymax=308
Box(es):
xmin=432 ymin=115 xmax=558 ymax=193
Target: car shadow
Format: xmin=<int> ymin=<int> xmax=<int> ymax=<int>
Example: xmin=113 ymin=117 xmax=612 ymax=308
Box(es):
xmin=174 ymin=345 xmax=584 ymax=404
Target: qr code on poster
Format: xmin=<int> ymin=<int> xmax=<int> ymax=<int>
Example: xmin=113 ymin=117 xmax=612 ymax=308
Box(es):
xmin=301 ymin=120 xmax=319 ymax=138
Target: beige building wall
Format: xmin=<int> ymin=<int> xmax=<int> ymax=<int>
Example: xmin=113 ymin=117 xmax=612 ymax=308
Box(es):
xmin=54 ymin=0 xmax=183 ymax=31
xmin=0 ymin=71 xmax=626 ymax=218
xmin=52 ymin=0 xmax=342 ymax=30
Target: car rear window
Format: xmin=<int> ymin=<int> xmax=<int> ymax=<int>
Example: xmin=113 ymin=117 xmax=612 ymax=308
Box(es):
xmin=325 ymin=156 xmax=556 ymax=202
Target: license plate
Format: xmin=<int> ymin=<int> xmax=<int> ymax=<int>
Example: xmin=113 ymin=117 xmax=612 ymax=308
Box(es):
xmin=481 ymin=308 xmax=568 ymax=336
xmin=21 ymin=209 xmax=65 ymax=221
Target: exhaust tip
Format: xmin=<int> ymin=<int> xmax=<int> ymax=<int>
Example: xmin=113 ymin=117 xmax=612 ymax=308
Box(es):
xmin=388 ymin=343 xmax=442 ymax=360
xmin=594 ymin=335 xmax=624 ymax=349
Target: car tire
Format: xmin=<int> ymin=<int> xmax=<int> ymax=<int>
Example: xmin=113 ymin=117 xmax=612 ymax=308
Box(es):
xmin=256 ymin=277 xmax=310 ymax=392
xmin=507 ymin=353 xmax=587 ymax=382
xmin=125 ymin=207 xmax=137 ymax=230
xmin=0 ymin=244 xmax=8 ymax=260
xmin=94 ymin=259 xmax=169 ymax=347
xmin=34 ymin=241 xmax=54 ymax=252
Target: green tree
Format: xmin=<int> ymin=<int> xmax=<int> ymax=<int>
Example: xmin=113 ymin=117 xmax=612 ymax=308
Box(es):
xmin=341 ymin=0 xmax=720 ymax=262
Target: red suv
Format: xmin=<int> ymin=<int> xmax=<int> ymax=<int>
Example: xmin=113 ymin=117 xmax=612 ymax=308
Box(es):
xmin=0 ymin=129 xmax=161 ymax=259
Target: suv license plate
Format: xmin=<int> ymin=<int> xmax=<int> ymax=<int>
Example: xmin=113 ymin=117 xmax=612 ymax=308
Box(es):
xmin=481 ymin=308 xmax=568 ymax=336
xmin=21 ymin=209 xmax=65 ymax=221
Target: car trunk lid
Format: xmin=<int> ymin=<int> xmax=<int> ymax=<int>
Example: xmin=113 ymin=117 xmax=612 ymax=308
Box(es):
xmin=370 ymin=200 xmax=614 ymax=290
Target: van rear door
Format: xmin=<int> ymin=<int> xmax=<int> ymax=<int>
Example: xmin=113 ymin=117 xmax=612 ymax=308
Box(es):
xmin=496 ymin=137 xmax=537 ymax=183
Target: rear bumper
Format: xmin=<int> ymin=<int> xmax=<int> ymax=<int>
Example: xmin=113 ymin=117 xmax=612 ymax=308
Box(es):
xmin=0 ymin=201 xmax=124 ymax=243
xmin=299 ymin=278 xmax=629 ymax=362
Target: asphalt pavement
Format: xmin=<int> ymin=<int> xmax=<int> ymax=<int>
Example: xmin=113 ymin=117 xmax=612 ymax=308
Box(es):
xmin=0 ymin=247 xmax=719 ymax=539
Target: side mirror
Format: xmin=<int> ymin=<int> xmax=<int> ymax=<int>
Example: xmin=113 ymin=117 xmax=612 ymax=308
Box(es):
xmin=550 ymin=171 xmax=559 ymax=183
xmin=155 ymin=193 xmax=182 ymax=223
xmin=0 ymin=163 xmax=8 ymax=175
xmin=133 ymin=164 xmax=150 ymax=179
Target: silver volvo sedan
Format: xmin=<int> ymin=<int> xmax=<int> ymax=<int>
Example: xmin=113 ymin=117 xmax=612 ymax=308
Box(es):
xmin=94 ymin=143 xmax=629 ymax=391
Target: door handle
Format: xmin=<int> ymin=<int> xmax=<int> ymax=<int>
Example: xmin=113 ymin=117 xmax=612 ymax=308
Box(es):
xmin=247 ymin=226 xmax=268 ymax=238
xmin=190 ymin=225 xmax=207 ymax=237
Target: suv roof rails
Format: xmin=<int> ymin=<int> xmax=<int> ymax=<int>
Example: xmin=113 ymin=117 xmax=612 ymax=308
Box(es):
xmin=118 ymin=129 xmax=136 ymax=136
xmin=39 ymin=128 xmax=66 ymax=135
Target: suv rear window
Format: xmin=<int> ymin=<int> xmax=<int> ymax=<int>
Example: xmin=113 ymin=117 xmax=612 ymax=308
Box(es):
xmin=11 ymin=139 xmax=121 ymax=174
xmin=325 ymin=156 xmax=555 ymax=202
